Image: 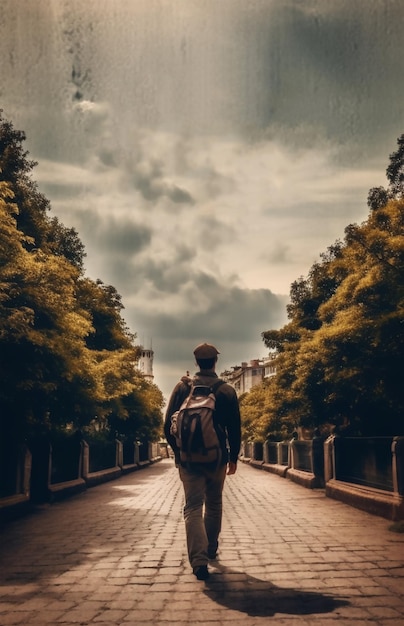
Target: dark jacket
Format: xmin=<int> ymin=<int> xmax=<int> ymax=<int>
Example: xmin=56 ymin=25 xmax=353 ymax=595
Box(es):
xmin=164 ymin=369 xmax=241 ymax=465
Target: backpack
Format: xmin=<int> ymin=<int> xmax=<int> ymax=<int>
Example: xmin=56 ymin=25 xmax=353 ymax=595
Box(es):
xmin=170 ymin=380 xmax=225 ymax=465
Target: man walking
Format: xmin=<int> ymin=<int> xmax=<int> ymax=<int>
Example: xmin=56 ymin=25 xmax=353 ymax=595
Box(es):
xmin=164 ymin=342 xmax=241 ymax=580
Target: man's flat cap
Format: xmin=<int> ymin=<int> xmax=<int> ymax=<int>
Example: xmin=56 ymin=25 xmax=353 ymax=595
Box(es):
xmin=193 ymin=342 xmax=220 ymax=359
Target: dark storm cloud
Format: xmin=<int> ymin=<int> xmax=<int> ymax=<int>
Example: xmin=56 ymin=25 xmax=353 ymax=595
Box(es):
xmin=127 ymin=254 xmax=197 ymax=294
xmin=130 ymin=279 xmax=287 ymax=335
xmin=129 ymin=280 xmax=289 ymax=396
xmin=271 ymin=2 xmax=404 ymax=156
xmin=132 ymin=158 xmax=194 ymax=204
xmin=86 ymin=239 xmax=199 ymax=297
xmin=133 ymin=275 xmax=287 ymax=346
xmin=95 ymin=220 xmax=152 ymax=256
xmin=189 ymin=285 xmax=287 ymax=342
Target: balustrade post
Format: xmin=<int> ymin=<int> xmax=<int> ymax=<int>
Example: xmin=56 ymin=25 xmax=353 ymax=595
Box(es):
xmin=312 ymin=432 xmax=325 ymax=481
xmin=323 ymin=436 xmax=335 ymax=483
xmin=22 ymin=445 xmax=32 ymax=497
xmin=263 ymin=441 xmax=269 ymax=464
xmin=392 ymin=437 xmax=404 ymax=496
xmin=288 ymin=440 xmax=295 ymax=469
xmin=116 ymin=439 xmax=123 ymax=468
xmin=277 ymin=442 xmax=282 ymax=465
xmin=13 ymin=444 xmax=32 ymax=497
xmin=288 ymin=439 xmax=296 ymax=469
xmin=81 ymin=440 xmax=89 ymax=479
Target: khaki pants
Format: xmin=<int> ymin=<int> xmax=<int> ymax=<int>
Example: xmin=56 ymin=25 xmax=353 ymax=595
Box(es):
xmin=179 ymin=463 xmax=227 ymax=569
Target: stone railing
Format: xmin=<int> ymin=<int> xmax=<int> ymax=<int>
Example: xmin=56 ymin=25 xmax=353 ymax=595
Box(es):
xmin=2 ymin=435 xmax=403 ymax=522
xmin=324 ymin=436 xmax=403 ymax=520
xmin=0 ymin=437 xmax=166 ymax=521
xmin=240 ymin=436 xmax=404 ymax=521
xmin=0 ymin=444 xmax=32 ymax=518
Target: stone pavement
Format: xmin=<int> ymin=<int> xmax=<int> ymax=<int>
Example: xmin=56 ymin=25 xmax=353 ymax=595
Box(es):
xmin=0 ymin=459 xmax=403 ymax=626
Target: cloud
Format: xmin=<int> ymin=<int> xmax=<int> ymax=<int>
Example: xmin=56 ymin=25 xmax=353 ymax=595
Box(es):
xmin=127 ymin=279 xmax=289 ymax=399
xmin=263 ymin=242 xmax=290 ymax=265
xmin=96 ymin=220 xmax=152 ymax=257
xmin=2 ymin=0 xmax=404 ymax=402
xmin=35 ymin=127 xmax=384 ymax=319
xmin=147 ymin=282 xmax=287 ymax=342
xmin=131 ymin=156 xmax=194 ymax=204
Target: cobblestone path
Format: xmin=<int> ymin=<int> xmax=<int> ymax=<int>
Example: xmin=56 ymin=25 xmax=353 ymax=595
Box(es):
xmin=0 ymin=458 xmax=403 ymax=625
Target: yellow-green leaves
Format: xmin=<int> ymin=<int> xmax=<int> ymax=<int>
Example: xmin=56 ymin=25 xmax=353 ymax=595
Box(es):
xmin=259 ymin=196 xmax=404 ymax=438
xmin=1 ymin=113 xmax=163 ymax=442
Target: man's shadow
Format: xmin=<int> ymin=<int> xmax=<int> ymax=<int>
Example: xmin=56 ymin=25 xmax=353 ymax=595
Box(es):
xmin=204 ymin=561 xmax=350 ymax=618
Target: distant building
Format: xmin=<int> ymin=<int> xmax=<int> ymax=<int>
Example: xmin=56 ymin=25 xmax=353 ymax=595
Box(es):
xmin=136 ymin=346 xmax=154 ymax=382
xmin=263 ymin=352 xmax=277 ymax=379
xmin=220 ymin=352 xmax=277 ymax=397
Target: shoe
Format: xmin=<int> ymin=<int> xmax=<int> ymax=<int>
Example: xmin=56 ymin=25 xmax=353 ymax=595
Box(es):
xmin=193 ymin=565 xmax=210 ymax=581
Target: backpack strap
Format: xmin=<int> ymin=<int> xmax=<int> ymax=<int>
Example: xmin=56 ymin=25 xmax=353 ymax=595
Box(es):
xmin=211 ymin=379 xmax=225 ymax=395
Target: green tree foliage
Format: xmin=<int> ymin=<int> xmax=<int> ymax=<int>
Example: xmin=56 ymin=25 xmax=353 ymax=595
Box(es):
xmin=108 ymin=378 xmax=165 ymax=443
xmin=0 ymin=112 xmax=163 ymax=445
xmin=239 ymin=379 xmax=286 ymax=442
xmin=0 ymin=113 xmax=84 ymax=265
xmin=258 ymin=137 xmax=404 ymax=439
xmin=368 ymin=134 xmax=404 ymax=209
xmin=78 ymin=278 xmax=134 ymax=351
xmin=0 ymin=194 xmax=94 ymax=437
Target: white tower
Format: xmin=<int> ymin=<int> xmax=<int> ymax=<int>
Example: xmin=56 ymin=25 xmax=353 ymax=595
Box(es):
xmin=137 ymin=346 xmax=154 ymax=382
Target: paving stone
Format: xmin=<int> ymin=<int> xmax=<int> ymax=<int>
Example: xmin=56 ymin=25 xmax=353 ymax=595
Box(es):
xmin=0 ymin=458 xmax=403 ymax=625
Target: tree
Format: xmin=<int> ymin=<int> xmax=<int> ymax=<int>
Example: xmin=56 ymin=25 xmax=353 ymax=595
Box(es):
xmin=368 ymin=134 xmax=404 ymax=209
xmin=386 ymin=135 xmax=404 ymax=199
xmin=258 ymin=137 xmax=404 ymax=438
xmin=313 ymin=198 xmax=404 ymax=434
xmin=108 ymin=378 xmax=164 ymax=442
xmin=77 ymin=278 xmax=135 ymax=352
xmin=47 ymin=217 xmax=86 ymax=271
xmin=0 ymin=182 xmax=96 ymax=437
xmin=0 ymin=112 xmax=164 ymax=447
xmin=0 ymin=111 xmax=85 ymax=268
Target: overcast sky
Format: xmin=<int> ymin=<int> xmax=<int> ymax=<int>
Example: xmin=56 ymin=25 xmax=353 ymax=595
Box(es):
xmin=1 ymin=0 xmax=404 ymax=402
